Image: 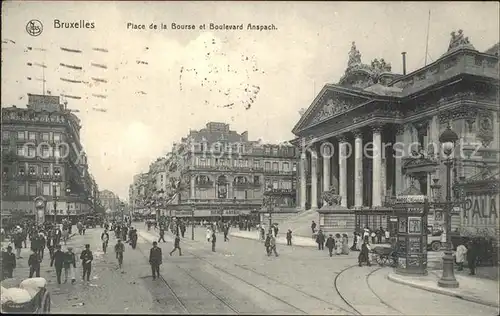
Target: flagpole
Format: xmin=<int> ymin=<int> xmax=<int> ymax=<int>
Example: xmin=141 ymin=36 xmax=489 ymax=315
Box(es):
xmin=424 ymin=10 xmax=431 ymax=66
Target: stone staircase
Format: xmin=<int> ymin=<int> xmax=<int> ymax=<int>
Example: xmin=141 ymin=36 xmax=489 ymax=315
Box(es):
xmin=275 ymin=208 xmax=320 ymax=238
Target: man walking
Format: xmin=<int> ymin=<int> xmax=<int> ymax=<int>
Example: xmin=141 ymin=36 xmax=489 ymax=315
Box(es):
xmin=316 ymin=230 xmax=325 ymax=250
xmin=115 ymin=239 xmax=125 ymax=269
xmin=80 ymin=244 xmax=93 ymax=282
xmin=169 ymin=234 xmax=182 ymax=256
xmin=28 ymin=248 xmax=41 ymax=278
xmin=50 ymin=244 xmax=65 ymax=284
xmin=180 ymin=222 xmax=186 ymax=238
xmin=326 ymin=234 xmax=335 ymax=257
xmin=286 ymin=229 xmax=292 ymax=246
xmin=268 ymin=234 xmax=279 ymax=257
xmin=158 ymin=227 xmax=166 ymax=243
xmin=2 ymin=246 xmax=16 ymax=280
xmin=64 ymin=247 xmax=76 ymax=284
xmin=223 ymin=224 xmax=230 ymax=242
xmin=101 ymin=229 xmax=110 ymax=254
xmin=149 ymin=241 xmax=162 ymax=280
xmin=211 ymin=231 xmax=217 ymax=252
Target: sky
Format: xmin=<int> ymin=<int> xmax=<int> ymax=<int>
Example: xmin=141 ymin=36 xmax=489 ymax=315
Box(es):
xmin=1 ymin=1 xmax=499 ymax=200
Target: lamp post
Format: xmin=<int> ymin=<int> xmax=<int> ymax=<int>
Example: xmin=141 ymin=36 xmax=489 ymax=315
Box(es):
xmin=263 ymin=184 xmax=274 ymax=232
xmin=437 ymin=125 xmax=459 ymax=288
xmin=66 ymin=186 xmax=71 ymax=222
xmin=120 ymin=202 xmax=125 ymax=223
xmin=191 ymin=203 xmax=195 ymax=240
xmin=52 ymin=182 xmax=58 ymax=223
xmin=157 ymin=189 xmax=165 ymax=224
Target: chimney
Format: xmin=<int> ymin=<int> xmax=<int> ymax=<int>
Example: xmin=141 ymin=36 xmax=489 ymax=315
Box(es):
xmin=401 ymin=52 xmax=407 ymax=75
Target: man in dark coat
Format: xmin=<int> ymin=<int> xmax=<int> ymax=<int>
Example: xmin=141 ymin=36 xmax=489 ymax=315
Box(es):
xmin=2 ymin=246 xmax=16 ymax=280
xmin=223 ymin=224 xmax=230 ymax=242
xmin=50 ymin=244 xmax=65 ymax=284
xmin=28 ymin=248 xmax=41 ymax=278
xmin=358 ymin=237 xmax=372 ymax=267
xmin=180 ymin=222 xmax=186 ymax=238
xmin=149 ymin=241 xmax=162 ymax=280
xmin=286 ymin=229 xmax=292 ymax=246
xmin=311 ymin=221 xmax=317 ymax=234
xmin=158 ymin=227 xmax=166 ymax=243
xmin=326 ymin=234 xmax=335 ymax=257
xmin=80 ymin=244 xmax=93 ymax=281
xmin=467 ymin=239 xmax=478 ymax=276
xmin=211 ymin=231 xmax=217 ymax=252
xmin=316 ymin=230 xmax=325 ymax=250
xmin=169 ymin=234 xmax=182 ymax=256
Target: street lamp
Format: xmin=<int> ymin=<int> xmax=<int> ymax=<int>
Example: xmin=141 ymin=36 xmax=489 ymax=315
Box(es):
xmin=191 ymin=203 xmax=195 ymax=240
xmin=263 ymin=184 xmax=275 ymax=232
xmin=120 ymin=202 xmax=125 ymax=223
xmin=157 ymin=189 xmax=165 ymax=224
xmin=52 ymin=182 xmax=58 ymax=223
xmin=437 ymin=125 xmax=459 ymax=288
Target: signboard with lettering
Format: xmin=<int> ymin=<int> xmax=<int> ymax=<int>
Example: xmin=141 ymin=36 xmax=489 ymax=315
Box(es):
xmin=464 ymin=195 xmax=498 ymax=219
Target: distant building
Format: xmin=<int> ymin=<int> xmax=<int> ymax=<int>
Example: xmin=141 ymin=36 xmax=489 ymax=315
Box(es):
xmin=1 ymin=94 xmax=99 ymax=224
xmin=129 ymin=173 xmax=148 ymax=214
xmin=160 ymin=122 xmax=299 ymax=221
xmin=99 ymin=189 xmax=122 ymax=214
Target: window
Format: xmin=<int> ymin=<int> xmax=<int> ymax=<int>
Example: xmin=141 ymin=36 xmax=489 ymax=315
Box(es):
xmin=2 ymin=167 xmax=8 ymax=176
xmin=42 ymin=167 xmax=50 ymax=176
xmin=17 ymin=131 xmax=26 ymax=140
xmin=28 ymin=132 xmax=36 ymax=141
xmin=265 ymin=162 xmax=271 ymax=170
xmin=265 ymin=147 xmax=270 ymax=154
xmin=53 ymin=133 xmax=61 ymax=142
xmin=200 ymin=158 xmax=206 ymax=166
xmin=18 ymin=183 xmax=26 ymax=195
xmin=215 ymin=158 xmax=219 ymax=165
xmin=293 ymin=163 xmax=297 ymax=172
xmin=28 ymin=166 xmax=37 ymax=175
xmin=18 ymin=166 xmax=25 ymax=175
xmin=253 ymin=176 xmax=260 ymax=184
xmin=17 ymin=145 xmax=25 ymax=156
xmin=272 ymin=162 xmax=279 ymax=171
xmin=244 ymin=159 xmax=248 ymax=167
xmin=253 ymin=160 xmax=260 ymax=168
xmin=53 ymin=183 xmax=61 ymax=196
xmin=272 ymin=147 xmax=278 ymax=155
xmin=27 ymin=146 xmax=36 ymax=158
xmin=2 ymin=131 xmax=9 ymax=140
xmin=273 ymin=181 xmax=278 ymax=189
xmin=283 ymin=162 xmax=290 ymax=171
xmin=54 ymin=147 xmax=61 ymax=158
xmin=41 ymin=145 xmax=50 ymax=158
xmin=54 ymin=167 xmax=61 ymax=177
xmin=41 ymin=133 xmax=50 ymax=141
xmin=29 ymin=183 xmax=37 ymax=196
xmin=238 ymin=159 xmax=243 ymax=167
xmin=42 ymin=183 xmax=51 ymax=195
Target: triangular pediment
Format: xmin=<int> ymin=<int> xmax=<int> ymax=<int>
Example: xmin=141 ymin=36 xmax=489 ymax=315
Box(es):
xmin=292 ymin=84 xmax=376 ymax=135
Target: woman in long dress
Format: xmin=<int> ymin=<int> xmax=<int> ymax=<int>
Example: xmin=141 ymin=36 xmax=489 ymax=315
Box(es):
xmin=334 ymin=234 xmax=342 ymax=255
xmin=355 ymin=233 xmax=362 ymax=251
xmin=342 ymin=234 xmax=350 ymax=255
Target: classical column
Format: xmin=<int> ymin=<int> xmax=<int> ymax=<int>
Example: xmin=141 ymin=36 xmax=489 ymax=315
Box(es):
xmin=300 ymin=151 xmax=307 ymax=210
xmin=338 ymin=135 xmax=348 ymax=208
xmin=322 ymin=143 xmax=331 ymax=194
xmin=310 ymin=149 xmax=318 ymax=210
xmin=381 ymin=158 xmax=387 ymax=202
xmin=353 ymin=130 xmax=363 ymax=208
xmin=372 ymin=125 xmax=383 ymax=207
xmin=394 ymin=124 xmax=405 ymax=195
xmin=190 ymin=175 xmax=196 ymax=199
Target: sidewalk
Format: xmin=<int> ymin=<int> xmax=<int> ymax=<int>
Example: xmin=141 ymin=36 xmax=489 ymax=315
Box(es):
xmin=229 ymin=230 xmax=317 ymax=247
xmin=388 ymin=270 xmax=499 ymax=308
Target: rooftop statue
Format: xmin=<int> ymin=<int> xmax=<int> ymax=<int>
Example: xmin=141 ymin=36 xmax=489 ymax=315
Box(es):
xmin=447 ymin=29 xmax=474 ymax=52
xmin=347 ymin=41 xmax=362 ymax=68
xmin=370 ymin=58 xmax=392 ymax=73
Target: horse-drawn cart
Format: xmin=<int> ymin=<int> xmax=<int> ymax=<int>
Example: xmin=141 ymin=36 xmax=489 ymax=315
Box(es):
xmin=1 ymin=278 xmax=51 ymax=314
xmin=370 ymin=246 xmax=397 ymax=267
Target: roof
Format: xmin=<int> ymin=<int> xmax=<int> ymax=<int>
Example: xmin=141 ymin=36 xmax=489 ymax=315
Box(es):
xmin=484 ymin=42 xmax=499 ymax=56
xmin=363 ymin=83 xmax=403 ymax=97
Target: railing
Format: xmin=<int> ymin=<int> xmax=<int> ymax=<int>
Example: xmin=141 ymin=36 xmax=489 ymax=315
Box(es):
xmin=264 ymin=188 xmax=296 ymax=194
xmin=196 ymin=181 xmax=214 ymax=188
xmin=233 ymin=182 xmax=261 ymax=189
xmin=185 ymin=165 xmax=264 ymax=172
xmin=263 ymin=170 xmax=294 ymax=176
xmin=187 ymin=198 xmax=262 ymax=204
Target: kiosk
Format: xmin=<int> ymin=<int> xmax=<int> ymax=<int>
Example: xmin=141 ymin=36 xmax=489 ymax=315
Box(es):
xmin=394 ymin=185 xmax=429 ymax=276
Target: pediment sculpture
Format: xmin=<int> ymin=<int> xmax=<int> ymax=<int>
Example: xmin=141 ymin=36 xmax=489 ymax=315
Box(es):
xmin=311 ymin=98 xmax=352 ymax=123
xmin=322 ymin=185 xmax=342 ymax=206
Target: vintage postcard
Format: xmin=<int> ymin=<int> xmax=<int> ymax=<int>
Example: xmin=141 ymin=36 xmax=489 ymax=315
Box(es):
xmin=1 ymin=1 xmax=499 ymax=314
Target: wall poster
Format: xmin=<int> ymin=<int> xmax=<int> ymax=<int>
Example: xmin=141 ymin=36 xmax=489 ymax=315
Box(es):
xmin=398 ymin=217 xmax=408 ymax=233
xmin=408 ymin=236 xmax=421 ymax=253
xmin=408 ymin=216 xmax=422 ymax=234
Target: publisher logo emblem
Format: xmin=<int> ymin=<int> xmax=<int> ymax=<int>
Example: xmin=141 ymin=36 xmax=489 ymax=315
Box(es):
xmin=26 ymin=20 xmax=43 ymax=36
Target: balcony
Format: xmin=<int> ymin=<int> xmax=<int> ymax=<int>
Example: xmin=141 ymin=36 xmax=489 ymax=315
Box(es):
xmin=264 ymin=169 xmax=295 ymax=176
xmin=233 ymin=182 xmax=261 ymax=190
xmin=196 ymin=181 xmax=214 ymax=189
xmin=264 ymin=188 xmax=296 ymax=195
xmin=185 ymin=165 xmax=264 ymax=173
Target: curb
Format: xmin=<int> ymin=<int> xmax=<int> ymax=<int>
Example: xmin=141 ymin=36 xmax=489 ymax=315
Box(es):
xmin=387 ymin=273 xmax=499 ymax=308
xmin=228 ymin=233 xmax=317 ymax=249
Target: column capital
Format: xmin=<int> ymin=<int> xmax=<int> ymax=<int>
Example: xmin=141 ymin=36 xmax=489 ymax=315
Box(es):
xmin=395 ymin=124 xmax=405 ymax=135
xmin=352 ymin=129 xmax=363 ymax=139
xmin=370 ymin=123 xmax=384 ymax=134
xmin=337 ymin=134 xmax=349 ymax=143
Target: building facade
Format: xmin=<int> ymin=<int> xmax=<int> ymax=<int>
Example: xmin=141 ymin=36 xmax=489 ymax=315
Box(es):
xmin=291 ymin=31 xmax=499 ymax=236
xmin=129 ymin=173 xmax=149 ymax=214
xmin=99 ymin=189 xmax=122 ymax=213
xmin=1 ymin=94 xmax=99 ymax=224
xmin=138 ymin=122 xmax=299 ymax=221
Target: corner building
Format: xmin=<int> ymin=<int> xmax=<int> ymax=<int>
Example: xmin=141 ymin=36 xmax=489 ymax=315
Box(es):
xmin=292 ymin=32 xmax=499 ymax=237
xmin=175 ymin=122 xmax=298 ymax=221
xmin=1 ymin=94 xmax=98 ymax=224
